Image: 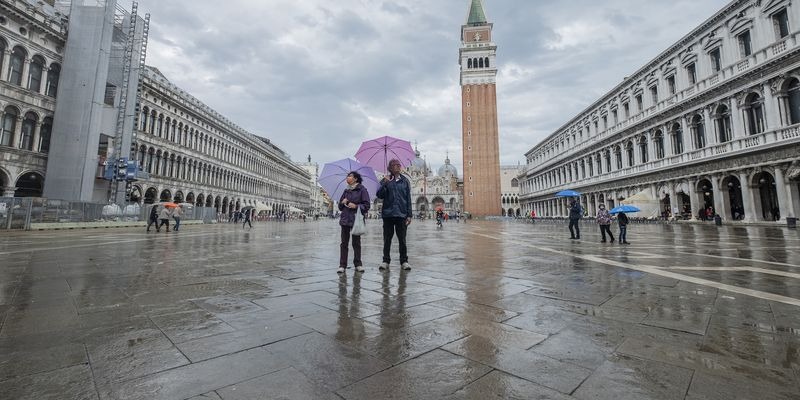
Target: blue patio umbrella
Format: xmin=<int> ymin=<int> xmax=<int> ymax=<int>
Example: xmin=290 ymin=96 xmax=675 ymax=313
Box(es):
xmin=555 ymin=189 xmax=581 ymax=197
xmin=609 ymin=205 xmax=641 ymax=214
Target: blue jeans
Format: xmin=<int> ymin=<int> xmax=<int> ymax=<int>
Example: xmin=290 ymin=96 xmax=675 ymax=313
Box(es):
xmin=173 ymin=217 xmax=181 ymax=231
xmin=619 ymin=225 xmax=627 ymax=242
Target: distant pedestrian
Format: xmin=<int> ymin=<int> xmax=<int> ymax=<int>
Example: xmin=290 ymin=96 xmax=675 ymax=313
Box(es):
xmin=618 ymin=211 xmax=630 ymax=245
xmin=596 ymin=204 xmax=614 ymax=243
xmin=376 ymin=159 xmax=413 ymax=271
xmin=158 ymin=206 xmax=172 ymax=232
xmin=172 ymin=205 xmax=183 ymax=232
xmin=568 ymin=198 xmax=583 ymax=240
xmin=338 ymin=171 xmax=370 ymax=274
xmin=242 ymin=209 xmax=252 ymax=229
xmin=147 ymin=204 xmax=159 ymax=233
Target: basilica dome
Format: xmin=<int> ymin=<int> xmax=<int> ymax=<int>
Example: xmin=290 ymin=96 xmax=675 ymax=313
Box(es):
xmin=438 ymin=155 xmax=458 ymax=177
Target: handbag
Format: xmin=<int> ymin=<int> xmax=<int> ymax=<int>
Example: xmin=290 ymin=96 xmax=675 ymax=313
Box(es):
xmin=351 ymin=206 xmax=366 ymax=236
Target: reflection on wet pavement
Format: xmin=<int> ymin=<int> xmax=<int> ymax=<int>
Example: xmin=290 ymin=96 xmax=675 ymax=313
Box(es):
xmin=0 ymin=220 xmax=799 ymax=399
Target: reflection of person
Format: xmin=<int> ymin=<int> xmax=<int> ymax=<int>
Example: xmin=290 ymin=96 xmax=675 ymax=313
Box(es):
xmin=376 ymin=159 xmax=412 ymax=271
xmin=338 ymin=171 xmax=370 ymax=274
xmin=568 ymin=198 xmax=582 ymax=240
xmin=242 ymin=209 xmax=252 ymax=229
xmin=596 ymin=204 xmax=614 ymax=243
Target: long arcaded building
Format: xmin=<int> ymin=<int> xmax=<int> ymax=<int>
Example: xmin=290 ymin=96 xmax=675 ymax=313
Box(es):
xmin=520 ymin=0 xmax=800 ymax=223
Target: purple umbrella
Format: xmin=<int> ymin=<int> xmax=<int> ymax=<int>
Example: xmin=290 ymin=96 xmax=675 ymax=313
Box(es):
xmin=319 ymin=158 xmax=380 ymax=204
xmin=355 ymin=136 xmax=415 ymax=174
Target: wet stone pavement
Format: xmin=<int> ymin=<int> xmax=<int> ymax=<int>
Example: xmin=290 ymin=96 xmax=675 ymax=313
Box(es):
xmin=0 ymin=219 xmax=799 ymax=399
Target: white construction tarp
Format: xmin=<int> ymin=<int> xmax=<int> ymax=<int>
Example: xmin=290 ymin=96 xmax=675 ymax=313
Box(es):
xmin=622 ymin=190 xmax=661 ymax=219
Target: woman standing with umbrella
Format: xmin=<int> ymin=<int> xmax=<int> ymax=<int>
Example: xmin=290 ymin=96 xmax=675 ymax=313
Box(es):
xmin=338 ymin=171 xmax=371 ymax=274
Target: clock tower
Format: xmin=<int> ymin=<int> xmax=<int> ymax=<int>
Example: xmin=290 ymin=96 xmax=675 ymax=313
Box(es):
xmin=460 ymin=0 xmax=501 ymax=217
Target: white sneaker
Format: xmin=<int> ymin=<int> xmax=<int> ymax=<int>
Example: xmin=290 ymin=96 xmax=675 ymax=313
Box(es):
xmin=401 ymin=262 xmax=412 ymax=270
xmin=379 ymin=262 xmax=389 ymax=270
xmin=356 ymin=265 xmax=365 ymax=273
xmin=337 ymin=267 xmax=345 ymax=274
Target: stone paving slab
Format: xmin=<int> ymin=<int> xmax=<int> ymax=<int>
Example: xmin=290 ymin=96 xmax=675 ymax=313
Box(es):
xmin=0 ymin=221 xmax=799 ymax=399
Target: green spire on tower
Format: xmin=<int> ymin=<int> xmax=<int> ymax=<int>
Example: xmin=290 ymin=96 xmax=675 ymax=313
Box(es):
xmin=467 ymin=0 xmax=487 ymax=25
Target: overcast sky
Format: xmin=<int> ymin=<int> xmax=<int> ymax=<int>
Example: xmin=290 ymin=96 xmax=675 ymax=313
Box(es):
xmin=132 ymin=0 xmax=730 ymax=173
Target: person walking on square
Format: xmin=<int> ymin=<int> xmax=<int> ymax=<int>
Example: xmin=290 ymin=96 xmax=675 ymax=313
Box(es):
xmin=147 ymin=204 xmax=159 ymax=233
xmin=172 ymin=204 xmax=183 ymax=232
xmin=568 ymin=198 xmax=583 ymax=240
xmin=242 ymin=209 xmax=253 ymax=229
xmin=158 ymin=206 xmax=172 ymax=232
xmin=618 ymin=211 xmax=630 ymax=244
xmin=377 ymin=159 xmax=412 ymax=271
xmin=596 ymin=203 xmax=614 ymax=243
xmin=338 ymin=171 xmax=370 ymax=274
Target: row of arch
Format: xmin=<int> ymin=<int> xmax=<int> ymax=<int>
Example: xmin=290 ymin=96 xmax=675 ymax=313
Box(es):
xmin=131 ymin=185 xmax=295 ymax=215
xmin=0 ymin=37 xmax=61 ymax=97
xmin=0 ymin=103 xmax=53 ymax=152
xmin=466 ymin=57 xmax=490 ymax=69
xmin=0 ymin=168 xmax=45 ymax=197
xmin=139 ymin=106 xmax=288 ymax=182
xmin=525 ymin=167 xmax=799 ymax=223
xmin=528 ymin=77 xmax=800 ymax=192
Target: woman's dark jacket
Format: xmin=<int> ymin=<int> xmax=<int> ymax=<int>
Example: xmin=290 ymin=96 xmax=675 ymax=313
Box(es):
xmin=376 ymin=174 xmax=412 ymax=219
xmin=338 ymin=184 xmax=371 ymax=227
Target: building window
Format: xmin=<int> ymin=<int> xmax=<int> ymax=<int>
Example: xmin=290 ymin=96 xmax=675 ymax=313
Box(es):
xmin=654 ymin=131 xmax=664 ymax=159
xmin=687 ymin=63 xmax=697 ymax=85
xmin=28 ymin=56 xmax=44 ymax=92
xmin=40 ymin=118 xmax=52 ymax=153
xmin=788 ymin=79 xmax=800 ymax=124
xmin=46 ymin=64 xmax=60 ymax=97
xmin=738 ymin=30 xmax=752 ymax=57
xmin=714 ymin=105 xmax=732 ymax=143
xmin=773 ymin=9 xmax=790 ymax=39
xmin=745 ymin=94 xmax=765 ymax=135
xmin=626 ymin=142 xmax=634 ymax=166
xmin=650 ymin=86 xmax=658 ymax=105
xmin=602 ymin=115 xmax=608 ymax=130
xmin=8 ymin=47 xmax=25 ymax=85
xmin=614 ymin=146 xmax=622 ymax=169
xmin=636 ymin=95 xmax=643 ymax=112
xmin=20 ymin=112 xmax=36 ymax=151
xmin=709 ymin=48 xmax=722 ymax=73
xmin=623 ymin=103 xmax=629 ymax=118
xmin=0 ymin=108 xmax=18 ymax=146
xmin=639 ymin=136 xmax=648 ymax=163
xmin=667 ymin=76 xmax=676 ymax=95
xmin=692 ymin=114 xmax=706 ymax=149
xmin=671 ymin=123 xmax=683 ymax=154
xmin=612 ymin=110 xmax=618 ymax=125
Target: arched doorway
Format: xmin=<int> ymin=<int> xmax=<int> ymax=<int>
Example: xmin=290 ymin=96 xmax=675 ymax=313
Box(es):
xmin=214 ymin=196 xmax=221 ymax=213
xmin=721 ymin=175 xmax=743 ymax=220
xmin=195 ymin=194 xmax=205 ymax=207
xmin=173 ymin=191 xmax=184 ymax=203
xmin=753 ymin=171 xmax=779 ymax=221
xmin=507 ymin=208 xmax=515 ymax=217
xmin=129 ymin=186 xmax=143 ymax=204
xmin=14 ymin=172 xmax=44 ymax=197
xmin=185 ymin=192 xmax=195 ymax=205
xmin=144 ymin=187 xmax=158 ymax=204
xmin=696 ymin=179 xmax=714 ymax=220
xmin=222 ymin=197 xmax=229 ymax=214
xmin=206 ymin=196 xmax=214 ymax=208
xmin=416 ymin=197 xmax=429 ymax=216
xmin=660 ymin=193 xmax=671 ymax=219
xmin=159 ymin=189 xmax=172 ymax=202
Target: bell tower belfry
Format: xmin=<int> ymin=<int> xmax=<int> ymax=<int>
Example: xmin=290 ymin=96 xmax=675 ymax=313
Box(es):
xmin=460 ymin=0 xmax=501 ymax=217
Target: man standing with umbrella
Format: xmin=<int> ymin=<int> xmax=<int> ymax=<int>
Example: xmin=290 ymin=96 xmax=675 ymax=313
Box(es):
xmin=376 ymin=159 xmax=412 ymax=271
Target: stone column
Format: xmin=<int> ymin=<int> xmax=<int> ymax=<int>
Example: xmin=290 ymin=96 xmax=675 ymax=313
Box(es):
xmin=39 ymin=68 xmax=49 ymax=95
xmin=3 ymin=187 xmax=15 ymax=197
xmin=762 ymin=82 xmax=780 ymax=131
xmin=774 ymin=166 xmax=789 ymax=222
xmin=711 ymin=175 xmax=727 ymax=221
xmin=21 ymin=59 xmax=30 ymax=88
xmin=738 ymin=105 xmax=751 ymax=138
xmin=646 ymin=131 xmax=655 ymax=163
xmin=738 ymin=171 xmax=756 ymax=223
xmin=776 ymin=94 xmax=789 ymax=126
xmin=1 ymin=50 xmax=10 ymax=81
xmin=784 ymin=179 xmax=797 ymax=219
xmin=10 ymin=116 xmax=22 ymax=148
xmin=667 ymin=183 xmax=678 ymax=219
xmin=687 ymin=178 xmax=698 ymax=220
xmin=30 ymin=122 xmax=42 ymax=152
xmin=703 ymin=109 xmax=717 ymax=146
xmin=681 ymin=117 xmax=693 ymax=152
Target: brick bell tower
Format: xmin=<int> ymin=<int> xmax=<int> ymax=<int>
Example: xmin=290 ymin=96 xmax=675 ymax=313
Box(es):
xmin=460 ymin=0 xmax=501 ymax=217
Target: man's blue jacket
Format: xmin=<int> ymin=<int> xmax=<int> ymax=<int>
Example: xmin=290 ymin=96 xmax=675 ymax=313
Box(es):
xmin=376 ymin=174 xmax=412 ymax=219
